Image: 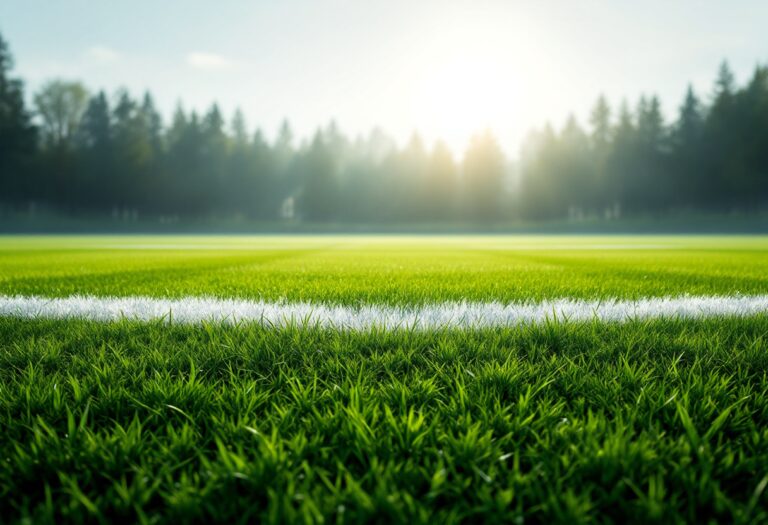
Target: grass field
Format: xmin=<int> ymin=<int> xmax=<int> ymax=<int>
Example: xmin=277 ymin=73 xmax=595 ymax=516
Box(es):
xmin=3 ymin=235 xmax=768 ymax=303
xmin=2 ymin=235 xmax=768 ymax=523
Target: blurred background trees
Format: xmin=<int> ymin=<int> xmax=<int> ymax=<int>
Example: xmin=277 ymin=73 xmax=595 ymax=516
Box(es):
xmin=0 ymin=33 xmax=36 ymax=210
xmin=519 ymin=61 xmax=768 ymax=221
xmin=1 ymin=28 xmax=768 ymax=225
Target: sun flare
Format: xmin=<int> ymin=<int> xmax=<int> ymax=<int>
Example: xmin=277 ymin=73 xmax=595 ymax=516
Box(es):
xmin=412 ymin=49 xmax=521 ymax=153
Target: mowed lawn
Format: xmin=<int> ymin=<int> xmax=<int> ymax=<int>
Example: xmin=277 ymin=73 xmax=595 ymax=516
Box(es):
xmin=3 ymin=235 xmax=768 ymax=303
xmin=1 ymin=235 xmax=768 ymax=523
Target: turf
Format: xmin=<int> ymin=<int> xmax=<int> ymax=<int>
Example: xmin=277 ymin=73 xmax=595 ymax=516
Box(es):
xmin=2 ymin=235 xmax=768 ymax=304
xmin=1 ymin=235 xmax=768 ymax=523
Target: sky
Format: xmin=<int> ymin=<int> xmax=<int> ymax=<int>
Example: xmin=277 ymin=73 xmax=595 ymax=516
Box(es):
xmin=1 ymin=0 xmax=767 ymax=157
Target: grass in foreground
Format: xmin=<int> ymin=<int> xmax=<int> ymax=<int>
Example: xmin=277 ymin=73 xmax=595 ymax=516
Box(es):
xmin=2 ymin=317 xmax=768 ymax=523
xmin=2 ymin=235 xmax=768 ymax=523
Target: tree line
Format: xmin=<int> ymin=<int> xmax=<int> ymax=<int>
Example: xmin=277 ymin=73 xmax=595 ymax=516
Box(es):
xmin=2 ymin=31 xmax=767 ymax=224
xmin=520 ymin=63 xmax=768 ymax=220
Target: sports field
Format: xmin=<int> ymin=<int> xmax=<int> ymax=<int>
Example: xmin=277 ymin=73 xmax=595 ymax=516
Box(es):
xmin=2 ymin=235 xmax=768 ymax=522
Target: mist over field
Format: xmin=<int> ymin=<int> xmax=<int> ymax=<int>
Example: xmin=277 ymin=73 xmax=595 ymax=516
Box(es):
xmin=2 ymin=1 xmax=768 ymax=230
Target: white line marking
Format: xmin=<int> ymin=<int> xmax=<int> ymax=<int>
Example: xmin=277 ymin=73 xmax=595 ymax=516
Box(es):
xmin=1 ymin=294 xmax=767 ymax=329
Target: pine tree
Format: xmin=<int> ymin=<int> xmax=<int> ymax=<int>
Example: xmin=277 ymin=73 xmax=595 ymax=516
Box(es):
xmin=589 ymin=95 xmax=612 ymax=149
xmin=77 ymin=91 xmax=113 ymax=210
xmin=714 ymin=60 xmax=735 ymax=101
xmin=560 ymin=115 xmax=593 ymax=215
xmin=300 ymin=131 xmax=339 ymax=221
xmin=140 ymin=93 xmax=163 ymax=158
xmin=426 ymin=140 xmax=457 ymax=220
xmin=250 ymin=128 xmax=278 ymax=219
xmin=606 ymin=100 xmax=636 ymax=214
xmin=671 ymin=85 xmax=704 ymax=206
xmin=201 ymin=104 xmax=228 ymax=213
xmin=226 ymin=108 xmax=252 ymax=216
xmin=0 ymin=32 xmax=36 ymax=207
xmin=463 ymin=130 xmax=505 ymax=222
xmin=704 ymin=60 xmax=740 ymax=209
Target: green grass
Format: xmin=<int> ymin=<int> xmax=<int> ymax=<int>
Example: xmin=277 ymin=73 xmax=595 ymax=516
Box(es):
xmin=2 ymin=235 xmax=768 ymax=304
xmin=1 ymin=235 xmax=768 ymax=523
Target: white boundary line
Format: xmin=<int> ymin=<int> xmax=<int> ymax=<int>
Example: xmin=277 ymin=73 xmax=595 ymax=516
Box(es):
xmin=1 ymin=294 xmax=767 ymax=329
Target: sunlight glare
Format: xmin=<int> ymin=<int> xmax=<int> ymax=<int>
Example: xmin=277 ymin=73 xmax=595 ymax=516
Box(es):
xmin=411 ymin=45 xmax=522 ymax=154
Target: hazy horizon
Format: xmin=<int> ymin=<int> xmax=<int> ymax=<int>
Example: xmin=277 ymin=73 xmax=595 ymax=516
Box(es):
xmin=2 ymin=0 xmax=767 ymax=157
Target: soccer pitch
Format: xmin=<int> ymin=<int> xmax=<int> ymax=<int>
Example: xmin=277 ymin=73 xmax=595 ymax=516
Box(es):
xmin=2 ymin=235 xmax=768 ymax=522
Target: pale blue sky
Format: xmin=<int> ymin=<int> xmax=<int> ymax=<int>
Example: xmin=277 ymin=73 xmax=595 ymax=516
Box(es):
xmin=1 ymin=0 xmax=766 ymax=155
